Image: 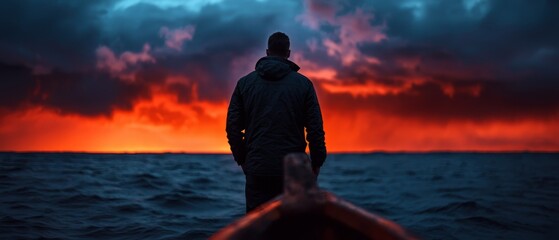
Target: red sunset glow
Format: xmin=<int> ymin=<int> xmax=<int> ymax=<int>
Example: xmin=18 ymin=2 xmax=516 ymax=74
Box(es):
xmin=1 ymin=85 xmax=557 ymax=152
xmin=1 ymin=0 xmax=558 ymax=153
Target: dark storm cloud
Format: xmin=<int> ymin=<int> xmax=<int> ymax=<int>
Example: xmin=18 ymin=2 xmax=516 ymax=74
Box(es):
xmin=364 ymin=0 xmax=559 ymax=61
xmin=0 ymin=63 xmax=34 ymax=109
xmin=0 ymin=62 xmax=154 ymax=117
xmin=302 ymin=0 xmax=559 ymax=121
xmin=0 ymin=0 xmax=558 ymax=121
xmin=0 ymin=0 xmax=112 ymax=69
xmin=364 ymin=0 xmax=559 ymax=78
xmin=317 ymin=76 xmax=559 ymax=123
xmin=37 ymin=71 xmax=150 ymax=117
xmin=0 ymin=1 xmax=160 ymax=118
xmin=323 ymin=0 xmax=559 ymax=75
xmin=0 ymin=0 xmax=302 ymax=116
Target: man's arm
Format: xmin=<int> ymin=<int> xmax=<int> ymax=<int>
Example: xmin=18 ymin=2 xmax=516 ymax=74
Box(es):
xmin=226 ymin=81 xmax=247 ymax=165
xmin=304 ymin=81 xmax=327 ymax=171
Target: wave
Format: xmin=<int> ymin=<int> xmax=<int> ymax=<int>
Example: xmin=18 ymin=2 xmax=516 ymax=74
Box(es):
xmin=113 ymin=203 xmax=145 ymax=213
xmin=77 ymin=225 xmax=176 ymax=239
xmin=1 ymin=153 xmax=558 ymax=240
xmin=129 ymin=173 xmax=169 ymax=190
xmin=456 ymin=216 xmax=511 ymax=229
xmin=56 ymin=193 xmax=118 ymax=205
xmin=147 ymin=190 xmax=215 ymax=210
xmin=417 ymin=200 xmax=496 ymax=215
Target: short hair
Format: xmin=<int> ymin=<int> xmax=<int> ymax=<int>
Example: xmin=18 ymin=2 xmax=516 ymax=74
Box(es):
xmin=267 ymin=32 xmax=290 ymax=57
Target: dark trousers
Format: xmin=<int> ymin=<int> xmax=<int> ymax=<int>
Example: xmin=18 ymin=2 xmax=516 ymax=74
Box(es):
xmin=245 ymin=175 xmax=283 ymax=213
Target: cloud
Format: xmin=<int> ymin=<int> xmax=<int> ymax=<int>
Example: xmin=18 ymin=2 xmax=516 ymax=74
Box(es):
xmin=159 ymin=25 xmax=196 ymax=51
xmin=297 ymin=0 xmax=338 ymax=29
xmin=0 ymin=0 xmax=277 ymax=117
xmin=317 ymin=76 xmax=559 ymax=123
xmin=1 ymin=0 xmax=558 ymax=151
xmin=96 ymin=43 xmax=155 ymax=76
xmin=299 ymin=0 xmax=387 ymax=66
xmin=0 ymin=1 xmax=110 ymax=70
xmin=0 ymin=62 xmax=153 ymax=117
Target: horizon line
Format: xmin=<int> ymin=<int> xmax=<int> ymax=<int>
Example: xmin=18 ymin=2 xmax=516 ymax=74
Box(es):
xmin=1 ymin=150 xmax=558 ymax=154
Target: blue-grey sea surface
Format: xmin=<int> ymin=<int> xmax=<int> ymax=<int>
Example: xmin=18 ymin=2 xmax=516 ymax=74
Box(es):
xmin=1 ymin=153 xmax=558 ymax=240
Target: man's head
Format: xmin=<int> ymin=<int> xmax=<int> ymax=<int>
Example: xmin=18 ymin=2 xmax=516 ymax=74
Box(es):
xmin=267 ymin=32 xmax=290 ymax=59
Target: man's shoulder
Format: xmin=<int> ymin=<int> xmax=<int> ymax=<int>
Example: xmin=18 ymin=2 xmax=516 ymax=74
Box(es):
xmin=238 ymin=71 xmax=259 ymax=82
xmin=290 ymin=71 xmax=314 ymax=88
xmin=236 ymin=71 xmax=258 ymax=87
xmin=291 ymin=71 xmax=309 ymax=79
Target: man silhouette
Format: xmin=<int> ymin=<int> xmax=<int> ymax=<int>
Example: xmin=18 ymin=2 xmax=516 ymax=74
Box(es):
xmin=226 ymin=32 xmax=327 ymax=213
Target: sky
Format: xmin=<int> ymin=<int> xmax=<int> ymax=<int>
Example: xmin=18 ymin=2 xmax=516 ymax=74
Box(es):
xmin=0 ymin=0 xmax=558 ymax=152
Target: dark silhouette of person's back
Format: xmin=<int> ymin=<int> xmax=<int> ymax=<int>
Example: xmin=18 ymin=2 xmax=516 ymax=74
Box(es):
xmin=226 ymin=32 xmax=326 ymax=213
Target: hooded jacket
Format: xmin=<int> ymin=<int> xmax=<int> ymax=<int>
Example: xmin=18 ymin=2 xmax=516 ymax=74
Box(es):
xmin=226 ymin=56 xmax=327 ymax=176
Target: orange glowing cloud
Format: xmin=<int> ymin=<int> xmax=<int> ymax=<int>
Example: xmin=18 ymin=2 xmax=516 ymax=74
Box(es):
xmin=0 ymin=93 xmax=230 ymax=153
xmin=2 ymin=96 xmax=558 ymax=153
xmin=321 ymin=108 xmax=559 ymax=152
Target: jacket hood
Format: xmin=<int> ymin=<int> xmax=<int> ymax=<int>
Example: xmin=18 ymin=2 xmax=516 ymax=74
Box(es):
xmin=255 ymin=56 xmax=300 ymax=80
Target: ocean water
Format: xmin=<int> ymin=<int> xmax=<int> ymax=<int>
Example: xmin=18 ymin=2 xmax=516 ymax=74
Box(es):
xmin=1 ymin=153 xmax=558 ymax=240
